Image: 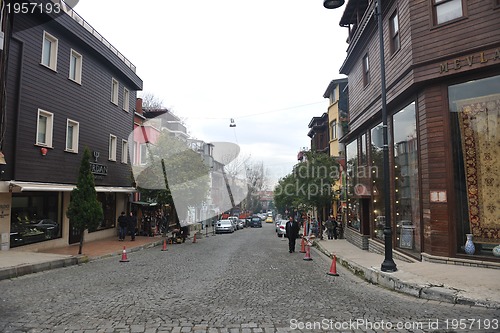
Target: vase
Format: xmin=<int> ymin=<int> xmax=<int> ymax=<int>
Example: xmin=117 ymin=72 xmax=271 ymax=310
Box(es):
xmin=464 ymin=234 xmax=475 ymax=255
xmin=493 ymin=245 xmax=500 ymax=257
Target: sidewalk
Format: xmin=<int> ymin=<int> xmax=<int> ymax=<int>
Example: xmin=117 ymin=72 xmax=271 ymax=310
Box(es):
xmin=1 ymin=234 xmax=499 ymax=309
xmin=314 ymin=238 xmax=500 ymax=309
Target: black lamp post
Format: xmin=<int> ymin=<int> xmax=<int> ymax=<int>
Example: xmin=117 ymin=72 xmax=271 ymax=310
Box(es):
xmin=323 ymin=0 xmax=397 ymax=272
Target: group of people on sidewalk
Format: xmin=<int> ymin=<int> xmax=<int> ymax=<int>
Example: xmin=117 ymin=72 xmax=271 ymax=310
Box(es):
xmin=117 ymin=212 xmax=138 ymax=241
xmin=284 ymin=215 xmax=342 ymax=253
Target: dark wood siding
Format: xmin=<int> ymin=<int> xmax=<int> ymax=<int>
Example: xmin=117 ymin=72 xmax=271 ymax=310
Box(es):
xmin=5 ymin=11 xmax=141 ymax=187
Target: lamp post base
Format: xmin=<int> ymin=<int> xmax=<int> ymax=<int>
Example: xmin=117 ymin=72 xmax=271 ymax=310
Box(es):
xmin=381 ymin=259 xmax=397 ymax=272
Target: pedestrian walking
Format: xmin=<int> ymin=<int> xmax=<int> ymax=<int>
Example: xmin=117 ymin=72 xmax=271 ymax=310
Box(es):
xmin=128 ymin=211 xmax=137 ymax=241
xmin=332 ymin=216 xmax=339 ymax=240
xmin=285 ymin=216 xmax=299 ymax=253
xmin=117 ymin=212 xmax=127 ymax=241
xmin=325 ymin=216 xmax=335 ymax=240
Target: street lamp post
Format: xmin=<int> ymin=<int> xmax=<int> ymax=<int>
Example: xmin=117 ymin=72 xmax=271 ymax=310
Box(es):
xmin=323 ymin=0 xmax=397 ymax=272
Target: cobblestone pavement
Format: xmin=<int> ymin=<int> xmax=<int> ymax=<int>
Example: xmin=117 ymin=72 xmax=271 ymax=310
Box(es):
xmin=0 ymin=224 xmax=499 ymax=333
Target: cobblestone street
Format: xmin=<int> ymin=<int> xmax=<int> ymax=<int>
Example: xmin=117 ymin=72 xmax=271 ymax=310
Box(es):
xmin=1 ymin=224 xmax=499 ymax=332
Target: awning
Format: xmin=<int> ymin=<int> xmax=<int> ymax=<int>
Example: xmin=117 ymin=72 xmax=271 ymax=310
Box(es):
xmin=8 ymin=181 xmax=136 ymax=193
xmin=131 ymin=201 xmax=158 ymax=206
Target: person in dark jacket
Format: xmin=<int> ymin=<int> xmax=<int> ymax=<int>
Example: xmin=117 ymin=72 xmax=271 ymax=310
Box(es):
xmin=128 ymin=212 xmax=137 ymax=241
xmin=285 ymin=216 xmax=299 ymax=253
xmin=117 ymin=212 xmax=127 ymax=241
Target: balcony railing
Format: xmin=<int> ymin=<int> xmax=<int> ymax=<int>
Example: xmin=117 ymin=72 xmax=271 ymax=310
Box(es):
xmin=54 ymin=0 xmax=136 ymax=73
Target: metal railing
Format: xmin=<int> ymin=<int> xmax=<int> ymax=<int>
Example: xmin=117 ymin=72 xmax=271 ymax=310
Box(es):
xmin=54 ymin=0 xmax=136 ymax=73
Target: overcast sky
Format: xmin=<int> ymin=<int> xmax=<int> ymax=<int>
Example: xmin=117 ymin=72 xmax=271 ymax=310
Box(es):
xmin=73 ymin=0 xmax=347 ymax=188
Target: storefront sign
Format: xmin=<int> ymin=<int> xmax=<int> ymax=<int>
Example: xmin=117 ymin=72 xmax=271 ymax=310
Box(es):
xmin=90 ymin=151 xmax=107 ymax=176
xmin=439 ymin=49 xmax=500 ymax=74
xmin=90 ymin=162 xmax=108 ymax=175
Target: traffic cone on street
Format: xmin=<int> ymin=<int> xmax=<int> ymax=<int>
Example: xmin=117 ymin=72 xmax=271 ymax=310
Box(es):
xmin=192 ymin=233 xmax=197 ymax=243
xmin=299 ymin=238 xmax=306 ymax=253
xmin=120 ymin=246 xmax=129 ymax=262
xmin=303 ymin=244 xmax=313 ymax=261
xmin=161 ymin=238 xmax=168 ymax=251
xmin=327 ymin=255 xmax=339 ymax=276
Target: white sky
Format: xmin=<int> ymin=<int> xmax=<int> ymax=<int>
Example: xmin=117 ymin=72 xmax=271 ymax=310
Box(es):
xmin=73 ymin=0 xmax=347 ymax=188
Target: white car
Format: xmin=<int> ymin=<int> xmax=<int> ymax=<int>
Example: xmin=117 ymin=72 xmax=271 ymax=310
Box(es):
xmin=228 ymin=216 xmax=238 ymax=230
xmin=277 ymin=220 xmax=287 ymax=237
xmin=215 ymin=220 xmax=234 ymax=234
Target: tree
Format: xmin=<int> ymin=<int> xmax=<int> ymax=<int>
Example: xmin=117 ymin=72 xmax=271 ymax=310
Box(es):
xmin=134 ymin=131 xmax=210 ymax=224
xmin=141 ymin=92 xmax=164 ymax=110
xmin=273 ymin=151 xmax=339 ymax=221
xmin=66 ymin=147 xmax=104 ymax=255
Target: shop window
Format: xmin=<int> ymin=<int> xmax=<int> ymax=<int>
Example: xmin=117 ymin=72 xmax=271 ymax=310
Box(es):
xmin=10 ymin=192 xmax=62 ymax=248
xmin=449 ymin=75 xmax=500 ymax=256
xmin=392 ymin=102 xmax=420 ymax=253
xmin=346 ymin=140 xmax=361 ymax=232
xmin=370 ymin=123 xmax=385 ymax=240
xmin=432 ymin=0 xmax=464 ymax=25
xmin=89 ymin=193 xmax=116 ymax=232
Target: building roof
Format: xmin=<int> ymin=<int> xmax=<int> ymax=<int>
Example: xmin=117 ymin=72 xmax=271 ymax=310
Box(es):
xmin=323 ymin=78 xmax=348 ymax=98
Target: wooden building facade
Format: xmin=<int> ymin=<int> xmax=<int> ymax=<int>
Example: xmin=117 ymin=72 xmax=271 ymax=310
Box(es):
xmin=338 ymin=0 xmax=500 ymax=263
xmin=0 ymin=1 xmax=142 ymax=251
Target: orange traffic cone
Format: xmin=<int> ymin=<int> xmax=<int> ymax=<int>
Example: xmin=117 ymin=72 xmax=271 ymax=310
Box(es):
xmin=299 ymin=238 xmax=306 ymax=253
xmin=192 ymin=233 xmax=197 ymax=243
xmin=303 ymin=244 xmax=313 ymax=261
xmin=327 ymin=255 xmax=339 ymax=276
xmin=161 ymin=238 xmax=168 ymax=251
xmin=120 ymin=246 xmax=129 ymax=262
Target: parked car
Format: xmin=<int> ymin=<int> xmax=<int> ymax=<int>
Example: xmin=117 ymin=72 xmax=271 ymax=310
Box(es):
xmin=245 ymin=217 xmax=252 ymax=227
xmin=228 ymin=216 xmax=238 ymax=230
xmin=250 ymin=216 xmax=262 ymax=228
xmin=215 ymin=220 xmax=234 ymax=234
xmin=238 ymin=219 xmax=245 ymax=229
xmin=265 ymin=216 xmax=274 ymax=223
xmin=277 ymin=220 xmax=287 ymax=237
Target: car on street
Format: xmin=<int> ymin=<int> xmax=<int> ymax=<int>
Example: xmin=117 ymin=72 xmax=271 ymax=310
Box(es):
xmin=277 ymin=220 xmax=287 ymax=237
xmin=238 ymin=219 xmax=245 ymax=229
xmin=250 ymin=216 xmax=262 ymax=228
xmin=265 ymin=216 xmax=274 ymax=223
xmin=215 ymin=220 xmax=234 ymax=234
xmin=228 ymin=216 xmax=239 ymax=230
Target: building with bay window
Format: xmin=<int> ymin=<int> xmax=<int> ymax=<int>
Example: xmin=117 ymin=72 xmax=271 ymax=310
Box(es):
xmin=0 ymin=1 xmax=142 ymax=251
xmin=337 ymin=0 xmax=500 ymax=264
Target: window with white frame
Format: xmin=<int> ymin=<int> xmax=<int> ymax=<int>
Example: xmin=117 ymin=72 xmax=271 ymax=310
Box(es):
xmin=123 ymin=88 xmax=130 ymax=112
xmin=121 ymin=140 xmax=128 ymax=164
xmin=433 ymin=0 xmax=463 ymax=25
xmin=362 ymin=53 xmax=370 ymax=86
xmin=41 ymin=31 xmax=58 ymax=71
xmin=389 ymin=11 xmax=400 ymax=54
xmin=111 ymin=78 xmax=119 ymax=105
xmin=36 ymin=109 xmax=54 ymax=147
xmin=331 ymin=120 xmax=337 ymax=140
xmin=65 ymin=119 xmax=79 ymax=153
xmin=140 ymin=143 xmax=148 ymax=165
xmin=69 ymin=49 xmax=82 ymax=84
xmin=109 ymin=135 xmax=117 ymax=161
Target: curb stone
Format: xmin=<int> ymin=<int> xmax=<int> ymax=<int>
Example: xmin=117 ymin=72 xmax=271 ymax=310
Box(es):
xmin=313 ymin=241 xmax=500 ymax=309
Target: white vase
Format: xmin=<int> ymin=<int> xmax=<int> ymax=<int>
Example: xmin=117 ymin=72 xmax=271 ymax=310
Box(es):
xmin=464 ymin=234 xmax=475 ymax=255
